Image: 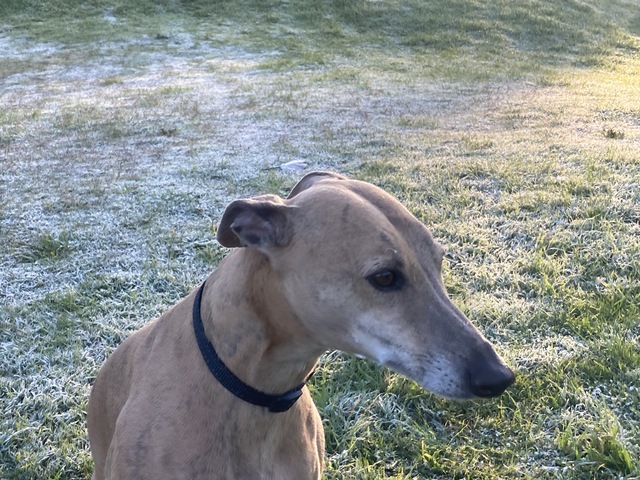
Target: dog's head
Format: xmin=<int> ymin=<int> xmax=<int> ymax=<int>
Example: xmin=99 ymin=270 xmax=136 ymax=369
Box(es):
xmin=217 ymin=171 xmax=514 ymax=399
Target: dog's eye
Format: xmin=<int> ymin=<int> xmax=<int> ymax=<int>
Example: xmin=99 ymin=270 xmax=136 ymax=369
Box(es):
xmin=367 ymin=269 xmax=404 ymax=291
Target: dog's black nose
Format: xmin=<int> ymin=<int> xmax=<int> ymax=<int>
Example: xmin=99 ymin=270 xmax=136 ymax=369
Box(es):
xmin=469 ymin=364 xmax=515 ymax=397
xmin=467 ymin=344 xmax=515 ymax=398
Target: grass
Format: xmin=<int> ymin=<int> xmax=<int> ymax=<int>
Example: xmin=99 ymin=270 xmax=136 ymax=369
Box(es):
xmin=1 ymin=0 xmax=639 ymax=478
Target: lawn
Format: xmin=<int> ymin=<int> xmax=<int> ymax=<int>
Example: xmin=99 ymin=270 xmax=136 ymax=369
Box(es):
xmin=1 ymin=1 xmax=639 ymax=478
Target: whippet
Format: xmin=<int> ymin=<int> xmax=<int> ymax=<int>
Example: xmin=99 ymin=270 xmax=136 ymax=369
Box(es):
xmin=87 ymin=171 xmax=514 ymax=479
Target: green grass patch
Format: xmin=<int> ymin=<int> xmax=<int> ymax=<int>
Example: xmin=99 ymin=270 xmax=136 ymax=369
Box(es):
xmin=16 ymin=232 xmax=73 ymax=263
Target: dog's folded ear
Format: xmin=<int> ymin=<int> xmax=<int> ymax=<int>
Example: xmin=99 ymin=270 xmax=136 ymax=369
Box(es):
xmin=217 ymin=195 xmax=295 ymax=250
xmin=287 ymin=171 xmax=347 ymax=199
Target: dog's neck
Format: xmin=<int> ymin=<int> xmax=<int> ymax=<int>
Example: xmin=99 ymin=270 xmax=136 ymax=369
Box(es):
xmin=200 ymin=249 xmax=323 ymax=395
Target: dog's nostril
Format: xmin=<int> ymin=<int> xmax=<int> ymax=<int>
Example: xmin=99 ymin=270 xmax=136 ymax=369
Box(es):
xmin=469 ymin=365 xmax=515 ymax=398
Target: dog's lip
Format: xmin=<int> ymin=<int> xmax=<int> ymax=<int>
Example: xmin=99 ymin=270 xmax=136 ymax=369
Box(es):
xmin=381 ymin=355 xmax=514 ymax=400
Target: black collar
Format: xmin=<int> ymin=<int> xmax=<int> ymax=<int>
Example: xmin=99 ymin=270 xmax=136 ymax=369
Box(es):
xmin=192 ymin=281 xmax=305 ymax=413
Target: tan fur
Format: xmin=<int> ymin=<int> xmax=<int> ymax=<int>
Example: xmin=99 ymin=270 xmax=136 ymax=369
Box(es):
xmin=88 ymin=172 xmax=513 ymax=479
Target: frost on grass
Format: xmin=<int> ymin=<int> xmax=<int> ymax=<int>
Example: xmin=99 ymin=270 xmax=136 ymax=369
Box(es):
xmin=2 ymin=19 xmax=639 ymax=479
xmin=0 ymin=32 xmax=470 ymax=478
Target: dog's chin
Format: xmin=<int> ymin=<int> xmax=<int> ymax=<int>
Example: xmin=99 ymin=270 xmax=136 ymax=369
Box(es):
xmin=424 ymin=386 xmax=476 ymax=401
xmin=416 ymin=378 xmax=478 ymax=401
